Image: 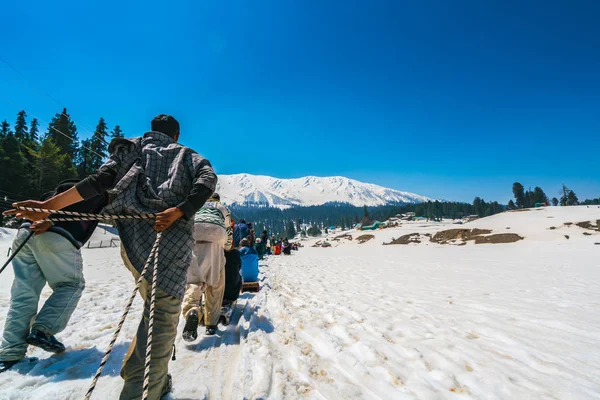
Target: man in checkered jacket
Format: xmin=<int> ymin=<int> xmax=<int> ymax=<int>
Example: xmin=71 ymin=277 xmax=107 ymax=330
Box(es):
xmin=13 ymin=115 xmax=217 ymax=399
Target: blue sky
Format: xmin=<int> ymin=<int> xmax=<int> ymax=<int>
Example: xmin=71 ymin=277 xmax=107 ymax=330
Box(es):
xmin=1 ymin=0 xmax=599 ymax=203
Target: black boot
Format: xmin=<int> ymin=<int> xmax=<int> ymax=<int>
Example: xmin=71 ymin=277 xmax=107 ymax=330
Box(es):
xmin=25 ymin=329 xmax=65 ymax=353
xmin=182 ymin=310 xmax=199 ymax=342
xmin=161 ymin=373 xmax=173 ymax=397
xmin=205 ymin=325 xmax=217 ymax=336
xmin=0 ymin=360 xmax=20 ymax=373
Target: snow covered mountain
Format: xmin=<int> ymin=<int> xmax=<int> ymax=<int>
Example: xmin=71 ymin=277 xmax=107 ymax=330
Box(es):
xmin=215 ymin=174 xmax=430 ymax=208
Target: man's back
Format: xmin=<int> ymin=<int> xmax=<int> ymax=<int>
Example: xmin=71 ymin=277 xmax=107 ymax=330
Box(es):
xmin=98 ymin=131 xmax=217 ymax=300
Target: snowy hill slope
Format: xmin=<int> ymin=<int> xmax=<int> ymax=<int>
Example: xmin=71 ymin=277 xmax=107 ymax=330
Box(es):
xmin=0 ymin=206 xmax=598 ymax=398
xmin=215 ymin=174 xmax=430 ymax=208
xmin=319 ymin=205 xmax=600 ymax=247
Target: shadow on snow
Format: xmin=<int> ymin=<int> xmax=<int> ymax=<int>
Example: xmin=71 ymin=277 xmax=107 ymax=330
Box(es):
xmin=11 ymin=341 xmax=131 ymax=380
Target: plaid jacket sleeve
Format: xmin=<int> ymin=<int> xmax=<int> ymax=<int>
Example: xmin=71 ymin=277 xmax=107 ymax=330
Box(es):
xmin=176 ymin=152 xmax=218 ymax=219
xmin=76 ymin=138 xmax=140 ymax=199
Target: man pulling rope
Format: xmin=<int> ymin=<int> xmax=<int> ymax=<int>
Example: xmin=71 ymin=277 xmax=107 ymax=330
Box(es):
xmin=5 ymin=115 xmax=217 ymax=400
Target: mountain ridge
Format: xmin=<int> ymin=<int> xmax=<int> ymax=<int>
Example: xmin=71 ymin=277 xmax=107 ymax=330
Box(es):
xmin=215 ymin=173 xmax=431 ymax=208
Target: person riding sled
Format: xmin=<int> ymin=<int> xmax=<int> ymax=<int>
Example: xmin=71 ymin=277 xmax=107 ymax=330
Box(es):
xmin=0 ymin=180 xmax=107 ymax=373
xmin=240 ymin=238 xmax=259 ymax=283
xmin=9 ymin=115 xmax=217 ymax=400
xmin=181 ymin=193 xmax=233 ymax=340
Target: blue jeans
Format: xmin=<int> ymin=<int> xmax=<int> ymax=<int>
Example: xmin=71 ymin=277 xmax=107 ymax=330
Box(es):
xmin=0 ymin=229 xmax=84 ymax=361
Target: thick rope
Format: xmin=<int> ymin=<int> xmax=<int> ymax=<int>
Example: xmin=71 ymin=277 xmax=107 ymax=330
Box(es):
xmin=84 ymin=232 xmax=162 ymax=400
xmin=13 ymin=206 xmax=156 ymax=221
xmin=142 ymin=236 xmax=160 ymax=399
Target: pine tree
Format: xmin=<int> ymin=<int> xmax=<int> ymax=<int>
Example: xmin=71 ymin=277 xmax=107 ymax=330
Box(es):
xmin=560 ymin=184 xmax=570 ymax=206
xmin=0 ymin=131 xmax=27 ymax=196
xmin=89 ymin=117 xmax=108 ymax=171
xmin=508 ymin=199 xmax=516 ymax=210
xmin=512 ymin=182 xmax=526 ymax=208
xmin=111 ymin=125 xmax=124 ymax=138
xmin=29 ymin=118 xmax=39 ymax=142
xmin=531 ymin=186 xmax=548 ymax=205
xmin=17 ymin=114 xmax=41 ymax=194
xmin=47 ymin=108 xmax=79 ymax=161
xmin=0 ymin=120 xmax=11 ymax=137
xmin=567 ymin=190 xmax=579 ymax=206
xmin=77 ymin=138 xmax=94 ymax=178
xmin=32 ymin=138 xmax=75 ymax=195
xmin=473 ymin=197 xmax=483 ymax=216
xmin=551 ymin=197 xmax=559 ymax=206
xmin=14 ymin=110 xmax=28 ymax=143
xmin=285 ymin=220 xmax=296 ymax=239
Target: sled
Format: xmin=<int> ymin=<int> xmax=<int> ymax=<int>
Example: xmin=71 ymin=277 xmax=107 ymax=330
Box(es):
xmin=242 ymin=281 xmax=260 ymax=293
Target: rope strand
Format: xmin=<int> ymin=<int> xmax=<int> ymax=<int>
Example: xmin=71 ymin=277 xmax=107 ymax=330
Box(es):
xmin=13 ymin=206 xmax=156 ymax=221
xmin=84 ymin=232 xmax=162 ymax=400
xmin=142 ymin=236 xmax=160 ymax=400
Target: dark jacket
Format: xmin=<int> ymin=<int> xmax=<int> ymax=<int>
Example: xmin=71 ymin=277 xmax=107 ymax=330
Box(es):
xmin=224 ymin=249 xmax=242 ymax=302
xmin=21 ymin=180 xmax=108 ymax=249
xmin=260 ymin=232 xmax=268 ymax=244
xmin=234 ymin=223 xmax=250 ymax=247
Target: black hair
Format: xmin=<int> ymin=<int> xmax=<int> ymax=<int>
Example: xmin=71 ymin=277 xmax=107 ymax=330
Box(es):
xmin=211 ymin=192 xmax=221 ymax=201
xmin=151 ymin=114 xmax=180 ymax=139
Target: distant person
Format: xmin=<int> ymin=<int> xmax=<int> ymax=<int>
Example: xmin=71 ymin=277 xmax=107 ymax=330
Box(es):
xmin=233 ymin=220 xmax=249 ymax=248
xmin=255 ymin=238 xmax=266 ymax=260
xmin=239 ymin=238 xmax=259 ymax=282
xmin=275 ymin=240 xmax=282 ymax=255
xmin=182 ymin=193 xmax=232 ymax=339
xmin=260 ymin=230 xmax=268 ymax=246
xmin=248 ymin=222 xmax=256 ymax=246
xmin=0 ymin=181 xmax=107 ymax=373
xmin=283 ymin=239 xmax=292 ymax=255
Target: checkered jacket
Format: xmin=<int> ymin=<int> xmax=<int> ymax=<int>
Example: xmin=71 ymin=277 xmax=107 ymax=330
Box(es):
xmin=100 ymin=131 xmax=217 ymax=299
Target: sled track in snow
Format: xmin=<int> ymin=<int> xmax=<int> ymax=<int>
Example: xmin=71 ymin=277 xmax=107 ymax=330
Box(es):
xmin=172 ymin=271 xmax=274 ymax=399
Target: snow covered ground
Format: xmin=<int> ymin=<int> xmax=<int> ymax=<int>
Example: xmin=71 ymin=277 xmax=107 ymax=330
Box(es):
xmin=0 ymin=208 xmax=599 ymax=399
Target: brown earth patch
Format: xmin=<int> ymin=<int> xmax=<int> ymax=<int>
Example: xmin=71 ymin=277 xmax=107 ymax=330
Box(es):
xmin=576 ymin=220 xmax=600 ymax=232
xmin=430 ymin=228 xmax=492 ymax=244
xmin=386 ymin=228 xmax=526 ymax=246
xmin=473 ymin=233 xmax=524 ymax=244
xmin=431 ymin=228 xmax=523 ymax=245
xmin=335 ymin=234 xmax=353 ymax=241
xmin=384 ymin=233 xmax=422 ymax=245
xmin=356 ymin=234 xmax=375 ymax=244
xmin=510 ymin=209 xmax=531 ymax=212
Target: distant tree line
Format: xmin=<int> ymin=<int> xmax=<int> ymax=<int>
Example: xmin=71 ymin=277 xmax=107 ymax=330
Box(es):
xmin=0 ymin=109 xmax=124 ymax=226
xmin=230 ymin=199 xmax=505 ymax=238
xmin=509 ymin=182 xmax=580 ymax=209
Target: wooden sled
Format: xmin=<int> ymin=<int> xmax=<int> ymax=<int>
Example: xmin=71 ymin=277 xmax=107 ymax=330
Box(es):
xmin=242 ymin=281 xmax=260 ymax=293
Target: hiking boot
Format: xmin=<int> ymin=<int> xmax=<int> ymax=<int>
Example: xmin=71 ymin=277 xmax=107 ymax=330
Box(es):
xmin=182 ymin=310 xmax=199 ymax=342
xmin=161 ymin=373 xmax=173 ymax=397
xmin=25 ymin=329 xmax=65 ymax=353
xmin=205 ymin=325 xmax=217 ymax=336
xmin=0 ymin=360 xmax=20 ymax=373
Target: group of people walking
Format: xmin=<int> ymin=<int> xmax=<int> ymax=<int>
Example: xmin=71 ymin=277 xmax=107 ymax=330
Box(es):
xmin=0 ymin=115 xmax=263 ymax=399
